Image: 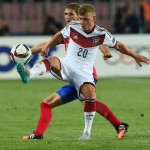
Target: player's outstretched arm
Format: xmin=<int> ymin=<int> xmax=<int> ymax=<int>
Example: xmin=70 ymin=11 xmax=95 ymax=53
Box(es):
xmin=114 ymin=41 xmax=150 ymax=67
xmin=31 ymin=42 xmax=47 ymax=54
xmin=41 ymin=32 xmax=63 ymax=57
xmin=99 ymin=45 xmax=112 ymax=60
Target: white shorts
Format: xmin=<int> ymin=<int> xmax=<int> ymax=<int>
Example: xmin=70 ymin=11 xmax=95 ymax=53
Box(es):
xmin=51 ymin=57 xmax=95 ymax=99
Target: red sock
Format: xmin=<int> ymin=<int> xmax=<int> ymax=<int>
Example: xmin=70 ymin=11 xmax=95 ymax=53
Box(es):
xmin=95 ymin=100 xmax=121 ymax=128
xmin=84 ymin=99 xmax=96 ymax=112
xmin=35 ymin=102 xmax=52 ymax=135
xmin=42 ymin=59 xmax=50 ymax=72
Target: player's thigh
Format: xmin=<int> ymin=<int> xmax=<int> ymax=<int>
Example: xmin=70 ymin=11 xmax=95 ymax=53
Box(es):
xmin=72 ymin=70 xmax=96 ymax=100
xmin=43 ymin=93 xmax=64 ymax=108
xmin=56 ymin=84 xmax=78 ymax=103
xmin=80 ymin=83 xmax=96 ymax=99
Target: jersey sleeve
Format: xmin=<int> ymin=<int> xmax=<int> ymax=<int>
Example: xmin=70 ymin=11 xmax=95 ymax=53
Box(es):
xmin=103 ymin=30 xmax=117 ymax=47
xmin=61 ymin=24 xmax=70 ymax=39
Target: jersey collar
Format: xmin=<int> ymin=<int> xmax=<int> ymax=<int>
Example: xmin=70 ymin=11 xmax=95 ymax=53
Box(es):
xmin=84 ymin=25 xmax=95 ymax=34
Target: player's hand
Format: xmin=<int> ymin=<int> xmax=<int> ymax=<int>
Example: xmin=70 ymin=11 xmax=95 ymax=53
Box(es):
xmin=135 ymin=54 xmax=150 ymax=67
xmin=103 ymin=53 xmax=113 ymax=60
xmin=41 ymin=48 xmax=49 ymax=57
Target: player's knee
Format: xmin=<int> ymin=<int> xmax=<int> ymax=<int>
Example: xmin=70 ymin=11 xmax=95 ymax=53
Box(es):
xmin=84 ymin=91 xmax=95 ymax=99
xmin=80 ymin=83 xmax=96 ymax=100
xmin=43 ymin=95 xmax=54 ymax=107
xmin=48 ymin=56 xmax=61 ymax=72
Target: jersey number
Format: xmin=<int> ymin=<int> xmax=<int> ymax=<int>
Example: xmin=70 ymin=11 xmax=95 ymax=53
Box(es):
xmin=77 ymin=48 xmax=88 ymax=58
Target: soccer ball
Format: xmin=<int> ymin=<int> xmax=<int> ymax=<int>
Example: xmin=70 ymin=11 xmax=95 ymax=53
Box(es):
xmin=10 ymin=44 xmax=32 ymax=65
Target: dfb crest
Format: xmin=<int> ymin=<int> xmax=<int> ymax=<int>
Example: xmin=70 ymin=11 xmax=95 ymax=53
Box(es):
xmin=93 ymin=37 xmax=99 ymax=45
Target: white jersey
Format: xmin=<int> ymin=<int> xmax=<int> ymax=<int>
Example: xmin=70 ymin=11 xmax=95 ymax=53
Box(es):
xmin=56 ymin=22 xmax=117 ymax=98
xmin=61 ymin=21 xmax=117 ymax=68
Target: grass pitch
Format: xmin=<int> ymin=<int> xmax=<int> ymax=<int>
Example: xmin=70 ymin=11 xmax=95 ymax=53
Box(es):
xmin=0 ymin=78 xmax=150 ymax=150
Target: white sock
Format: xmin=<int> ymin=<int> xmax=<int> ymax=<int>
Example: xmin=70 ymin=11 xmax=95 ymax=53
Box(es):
xmin=29 ymin=62 xmax=47 ymax=78
xmin=83 ymin=111 xmax=96 ymax=134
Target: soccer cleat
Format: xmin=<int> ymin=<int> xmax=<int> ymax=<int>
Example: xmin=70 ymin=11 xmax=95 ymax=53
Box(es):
xmin=22 ymin=132 xmax=43 ymax=140
xmin=116 ymin=122 xmax=129 ymax=140
xmin=17 ymin=62 xmax=30 ymax=84
xmin=79 ymin=132 xmax=91 ymax=140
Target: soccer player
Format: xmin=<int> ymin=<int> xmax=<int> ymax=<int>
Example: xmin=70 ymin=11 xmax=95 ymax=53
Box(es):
xmin=19 ymin=3 xmax=133 ymax=141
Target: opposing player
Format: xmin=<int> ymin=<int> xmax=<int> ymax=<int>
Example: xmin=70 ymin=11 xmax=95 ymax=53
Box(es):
xmin=19 ymin=3 xmax=130 ymax=141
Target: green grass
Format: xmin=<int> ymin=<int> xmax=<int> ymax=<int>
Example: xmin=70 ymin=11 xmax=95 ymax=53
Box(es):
xmin=0 ymin=78 xmax=150 ymax=150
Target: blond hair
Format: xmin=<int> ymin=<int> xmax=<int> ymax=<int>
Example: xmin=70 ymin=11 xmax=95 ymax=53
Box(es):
xmin=78 ymin=4 xmax=96 ymax=15
xmin=64 ymin=3 xmax=80 ymax=15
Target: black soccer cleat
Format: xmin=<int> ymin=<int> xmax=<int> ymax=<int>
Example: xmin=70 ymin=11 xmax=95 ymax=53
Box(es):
xmin=116 ymin=122 xmax=129 ymax=139
xmin=22 ymin=131 xmax=43 ymax=140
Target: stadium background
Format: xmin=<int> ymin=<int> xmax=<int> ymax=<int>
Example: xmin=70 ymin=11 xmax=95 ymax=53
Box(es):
xmin=0 ymin=0 xmax=150 ymax=79
xmin=0 ymin=0 xmax=147 ymax=35
xmin=0 ymin=0 xmax=150 ymax=150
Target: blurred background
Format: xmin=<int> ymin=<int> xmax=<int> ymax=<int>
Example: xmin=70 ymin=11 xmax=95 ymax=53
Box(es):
xmin=0 ymin=2 xmax=150 ymax=149
xmin=0 ymin=0 xmax=150 ymax=79
xmin=0 ymin=0 xmax=150 ymax=35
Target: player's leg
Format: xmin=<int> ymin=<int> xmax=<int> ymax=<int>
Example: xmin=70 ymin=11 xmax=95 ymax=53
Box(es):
xmin=95 ymin=100 xmax=128 ymax=139
xmin=22 ymin=92 xmax=64 ymax=140
xmin=64 ymin=83 xmax=129 ymax=139
xmin=22 ymin=83 xmax=78 ymax=140
xmin=17 ymin=56 xmax=60 ymax=83
xmin=93 ymin=78 xmax=128 ymax=139
xmin=79 ymin=83 xmax=96 ymax=140
xmin=56 ymin=79 xmax=128 ymax=139
xmin=33 ymin=93 xmax=64 ymax=136
xmin=33 ymin=84 xmax=79 ymax=137
xmin=57 ymin=80 xmax=129 ymax=139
